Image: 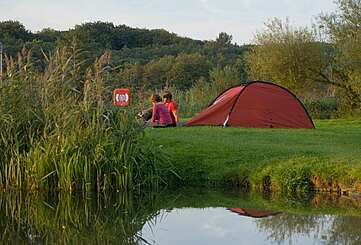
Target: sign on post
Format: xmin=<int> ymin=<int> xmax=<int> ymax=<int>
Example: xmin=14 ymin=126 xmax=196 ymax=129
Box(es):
xmin=113 ymin=88 xmax=131 ymax=107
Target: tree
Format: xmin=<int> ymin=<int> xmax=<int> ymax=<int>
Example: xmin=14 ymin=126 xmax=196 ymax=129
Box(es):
xmin=0 ymin=21 xmax=33 ymax=57
xmin=246 ymin=18 xmax=331 ymax=95
xmin=70 ymin=22 xmax=117 ymax=52
xmin=0 ymin=20 xmax=252 ymax=93
xmin=36 ymin=28 xmax=64 ymax=43
xmin=118 ymin=63 xmax=144 ymax=88
xmin=320 ymin=0 xmax=361 ymax=110
xmin=216 ymin=32 xmax=233 ymax=46
xmin=0 ymin=20 xmax=32 ymax=41
xmin=143 ymin=55 xmax=175 ymax=88
xmin=209 ymin=65 xmax=241 ymax=91
xmin=167 ymin=53 xmax=210 ymax=89
xmin=246 ymin=1 xmax=361 ymax=111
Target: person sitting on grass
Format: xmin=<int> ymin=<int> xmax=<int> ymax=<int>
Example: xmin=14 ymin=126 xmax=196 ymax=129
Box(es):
xmin=151 ymin=94 xmax=173 ymax=128
xmin=163 ymin=91 xmax=179 ymax=127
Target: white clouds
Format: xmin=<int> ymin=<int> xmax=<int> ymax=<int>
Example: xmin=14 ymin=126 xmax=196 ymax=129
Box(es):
xmin=141 ymin=208 xmax=264 ymax=245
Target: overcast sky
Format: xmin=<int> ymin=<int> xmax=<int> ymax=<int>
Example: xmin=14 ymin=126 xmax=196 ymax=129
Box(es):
xmin=0 ymin=0 xmax=336 ymax=44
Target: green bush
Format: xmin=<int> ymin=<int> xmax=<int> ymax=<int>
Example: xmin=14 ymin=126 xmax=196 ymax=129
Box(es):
xmin=304 ymin=97 xmax=338 ymax=119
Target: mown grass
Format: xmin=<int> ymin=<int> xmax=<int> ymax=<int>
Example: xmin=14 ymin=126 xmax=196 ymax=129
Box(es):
xmin=147 ymin=119 xmax=361 ymax=192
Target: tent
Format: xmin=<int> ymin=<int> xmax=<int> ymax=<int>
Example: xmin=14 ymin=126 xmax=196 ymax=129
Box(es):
xmin=186 ymin=81 xmax=315 ymax=129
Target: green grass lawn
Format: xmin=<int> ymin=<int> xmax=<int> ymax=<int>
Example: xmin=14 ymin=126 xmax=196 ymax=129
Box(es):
xmin=146 ymin=119 xmax=361 ymax=192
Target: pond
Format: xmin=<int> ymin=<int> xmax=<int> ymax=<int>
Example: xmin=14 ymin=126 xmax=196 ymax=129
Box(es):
xmin=1 ymin=188 xmax=361 ymax=244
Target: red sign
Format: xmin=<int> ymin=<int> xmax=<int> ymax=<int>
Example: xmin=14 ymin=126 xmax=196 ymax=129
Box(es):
xmin=113 ymin=88 xmax=131 ymax=107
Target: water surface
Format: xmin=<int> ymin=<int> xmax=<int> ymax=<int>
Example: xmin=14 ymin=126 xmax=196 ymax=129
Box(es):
xmin=1 ymin=189 xmax=361 ymax=244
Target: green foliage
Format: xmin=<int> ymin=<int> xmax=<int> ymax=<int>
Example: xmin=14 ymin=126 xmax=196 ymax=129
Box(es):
xmin=0 ymin=46 xmax=168 ymax=192
xmin=216 ymin=32 xmax=233 ymax=46
xmin=0 ymin=20 xmax=249 ymax=90
xmin=246 ymin=18 xmax=331 ymax=94
xmin=251 ymin=158 xmax=314 ymax=192
xmin=149 ymin=65 xmax=242 ymax=117
xmin=142 ymin=55 xmax=175 ymax=88
xmin=320 ymin=0 xmax=361 ymax=110
xmin=304 ymin=97 xmax=339 ymax=119
xmin=246 ymin=1 xmax=361 ymax=113
xmin=119 ymin=53 xmax=211 ymax=89
xmin=180 ymin=77 xmax=216 ymax=117
xmin=167 ymin=53 xmax=210 ymax=89
xmin=0 ymin=20 xmax=33 ymax=57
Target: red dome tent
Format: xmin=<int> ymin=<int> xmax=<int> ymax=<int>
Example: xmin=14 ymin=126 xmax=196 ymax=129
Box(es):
xmin=186 ymin=81 xmax=315 ymax=129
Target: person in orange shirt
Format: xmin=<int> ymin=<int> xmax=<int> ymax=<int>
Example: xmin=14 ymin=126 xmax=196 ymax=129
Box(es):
xmin=162 ymin=91 xmax=179 ymax=127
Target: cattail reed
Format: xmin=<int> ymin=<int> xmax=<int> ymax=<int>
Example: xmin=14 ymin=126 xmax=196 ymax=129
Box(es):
xmin=0 ymin=44 xmax=167 ymax=192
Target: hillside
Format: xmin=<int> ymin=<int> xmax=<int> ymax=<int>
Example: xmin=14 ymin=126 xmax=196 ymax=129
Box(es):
xmin=0 ymin=20 xmax=250 ymax=89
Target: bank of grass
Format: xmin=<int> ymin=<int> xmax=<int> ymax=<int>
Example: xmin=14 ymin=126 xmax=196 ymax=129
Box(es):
xmin=147 ymin=118 xmax=361 ymax=193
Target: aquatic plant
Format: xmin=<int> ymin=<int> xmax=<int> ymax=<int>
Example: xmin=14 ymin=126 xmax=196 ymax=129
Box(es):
xmin=0 ymin=44 xmax=167 ymax=192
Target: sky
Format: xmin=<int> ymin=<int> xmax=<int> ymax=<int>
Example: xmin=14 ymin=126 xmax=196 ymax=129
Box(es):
xmin=141 ymin=208 xmax=332 ymax=244
xmin=0 ymin=0 xmax=337 ymax=44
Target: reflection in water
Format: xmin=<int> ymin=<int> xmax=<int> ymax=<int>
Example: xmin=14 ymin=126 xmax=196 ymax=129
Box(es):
xmin=140 ymin=190 xmax=361 ymax=245
xmin=228 ymin=208 xmax=281 ymax=218
xmin=328 ymin=216 xmax=361 ymax=244
xmin=256 ymin=214 xmax=333 ymax=244
xmin=255 ymin=193 xmax=361 ymax=245
xmin=0 ymin=191 xmax=158 ymax=244
xmin=257 ymin=214 xmax=361 ymax=245
xmin=142 ymin=209 xmax=361 ymax=245
xmin=0 ymin=189 xmax=361 ymax=244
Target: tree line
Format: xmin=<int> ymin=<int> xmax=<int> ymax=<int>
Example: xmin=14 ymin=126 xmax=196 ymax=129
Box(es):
xmin=0 ymin=20 xmax=248 ymax=88
xmin=1 ymin=0 xmax=360 ymax=117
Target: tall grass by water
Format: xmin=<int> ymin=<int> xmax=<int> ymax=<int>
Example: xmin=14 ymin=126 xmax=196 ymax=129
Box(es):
xmin=0 ymin=45 xmax=167 ymax=192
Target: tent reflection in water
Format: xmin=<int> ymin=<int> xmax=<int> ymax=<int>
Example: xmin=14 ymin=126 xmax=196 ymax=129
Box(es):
xmin=228 ymin=208 xmax=281 ymax=218
xmin=186 ymin=81 xmax=315 ymax=129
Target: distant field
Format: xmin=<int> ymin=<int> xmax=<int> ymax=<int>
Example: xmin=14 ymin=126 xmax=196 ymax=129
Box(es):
xmin=146 ymin=119 xmax=361 ymax=192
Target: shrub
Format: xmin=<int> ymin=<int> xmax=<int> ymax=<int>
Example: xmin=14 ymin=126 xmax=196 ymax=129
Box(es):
xmin=304 ymin=97 xmax=338 ymax=119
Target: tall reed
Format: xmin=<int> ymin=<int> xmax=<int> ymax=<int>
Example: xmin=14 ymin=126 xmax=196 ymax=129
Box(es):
xmin=0 ymin=45 xmax=167 ymax=192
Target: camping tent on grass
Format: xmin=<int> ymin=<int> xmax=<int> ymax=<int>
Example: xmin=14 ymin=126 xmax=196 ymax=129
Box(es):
xmin=186 ymin=81 xmax=315 ymax=129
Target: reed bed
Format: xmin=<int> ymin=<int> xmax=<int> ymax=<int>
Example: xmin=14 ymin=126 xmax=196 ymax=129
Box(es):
xmin=0 ymin=45 xmax=167 ymax=192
